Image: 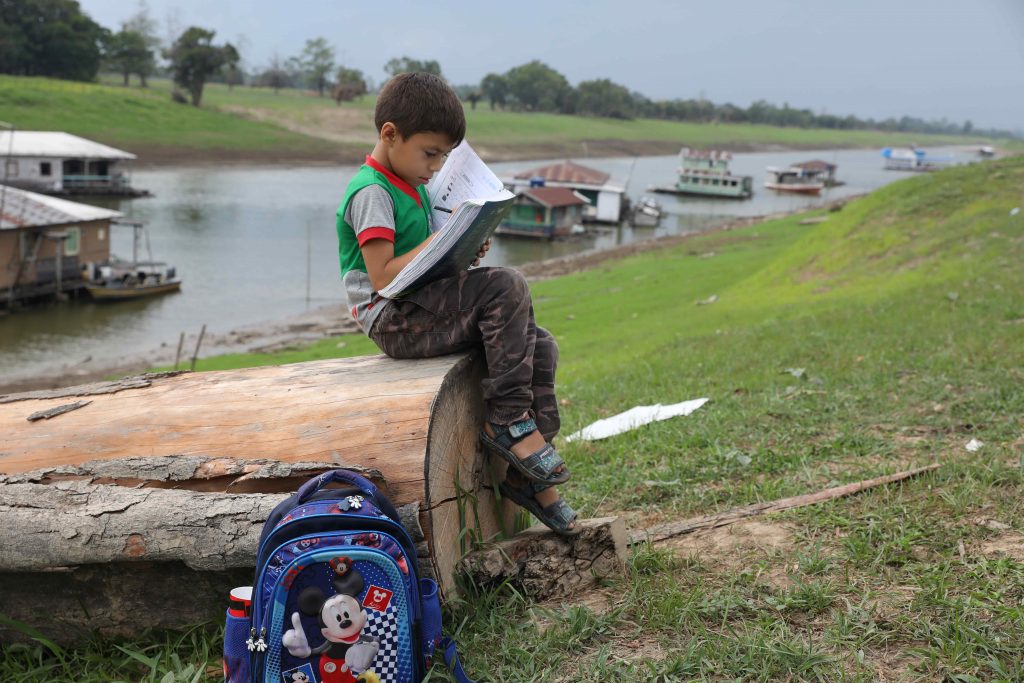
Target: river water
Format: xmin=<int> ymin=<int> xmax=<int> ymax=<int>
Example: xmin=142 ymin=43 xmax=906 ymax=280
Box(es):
xmin=0 ymin=146 xmax=973 ymax=381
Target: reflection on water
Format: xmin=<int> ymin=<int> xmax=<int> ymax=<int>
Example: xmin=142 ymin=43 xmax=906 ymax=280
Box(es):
xmin=0 ymin=146 xmax=971 ymax=379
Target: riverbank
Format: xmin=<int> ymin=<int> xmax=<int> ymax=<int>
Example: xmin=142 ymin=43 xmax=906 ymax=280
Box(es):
xmin=0 ymin=211 xmax=779 ymax=395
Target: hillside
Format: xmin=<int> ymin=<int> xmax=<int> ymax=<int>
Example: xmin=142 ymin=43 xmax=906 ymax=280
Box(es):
xmin=0 ymin=75 xmax=998 ymax=165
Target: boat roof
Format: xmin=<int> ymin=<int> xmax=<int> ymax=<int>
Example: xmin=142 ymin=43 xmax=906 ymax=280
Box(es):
xmin=792 ymin=160 xmax=835 ymax=172
xmin=680 ymin=147 xmax=732 ymax=160
xmin=513 ymin=160 xmax=611 ymax=186
xmin=0 ymin=131 xmax=136 ymax=160
xmin=0 ymin=184 xmax=123 ymax=230
xmin=521 ymin=186 xmax=589 ymax=208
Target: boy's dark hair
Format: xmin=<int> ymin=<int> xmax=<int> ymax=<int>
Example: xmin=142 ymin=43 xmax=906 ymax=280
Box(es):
xmin=375 ymin=72 xmax=466 ymax=145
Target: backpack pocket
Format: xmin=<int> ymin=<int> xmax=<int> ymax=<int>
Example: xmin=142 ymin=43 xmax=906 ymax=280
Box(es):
xmin=223 ymin=609 xmax=253 ymax=683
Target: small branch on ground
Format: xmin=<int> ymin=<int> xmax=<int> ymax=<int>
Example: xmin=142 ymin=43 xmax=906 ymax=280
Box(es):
xmin=630 ymin=463 xmax=941 ymax=545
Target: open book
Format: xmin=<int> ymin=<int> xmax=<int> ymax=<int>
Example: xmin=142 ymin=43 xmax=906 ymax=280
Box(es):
xmin=377 ymin=141 xmax=514 ymax=299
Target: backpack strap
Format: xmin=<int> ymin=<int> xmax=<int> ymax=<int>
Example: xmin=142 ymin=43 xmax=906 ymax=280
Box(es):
xmin=295 ymin=469 xmax=379 ymax=503
xmin=441 ymin=636 xmax=477 ymax=683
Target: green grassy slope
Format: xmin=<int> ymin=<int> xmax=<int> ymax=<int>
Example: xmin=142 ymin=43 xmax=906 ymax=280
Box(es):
xmin=3 ymin=134 xmax=1022 ymax=682
xmin=2 ymin=75 xmax=995 ymax=162
xmin=0 ymin=75 xmax=328 ymax=156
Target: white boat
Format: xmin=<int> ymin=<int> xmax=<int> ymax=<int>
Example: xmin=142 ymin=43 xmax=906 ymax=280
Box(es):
xmin=630 ymin=196 xmax=663 ymax=226
xmin=764 ymin=166 xmax=825 ymax=194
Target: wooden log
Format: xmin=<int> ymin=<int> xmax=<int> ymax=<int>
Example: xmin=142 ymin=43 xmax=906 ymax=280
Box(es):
xmin=0 ymin=353 xmax=521 ymax=640
xmin=457 ymin=517 xmax=628 ymax=600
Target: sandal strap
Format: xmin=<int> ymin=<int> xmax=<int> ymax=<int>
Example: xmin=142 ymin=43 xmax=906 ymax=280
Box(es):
xmin=540 ymin=499 xmax=578 ymax=531
xmin=490 ymin=417 xmax=538 ymax=450
xmin=517 ymin=443 xmax=565 ymax=481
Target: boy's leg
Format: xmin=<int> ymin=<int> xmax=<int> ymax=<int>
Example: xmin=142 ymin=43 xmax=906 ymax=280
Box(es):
xmin=532 ymin=326 xmax=560 ymax=442
xmin=369 ymin=266 xmax=536 ymax=424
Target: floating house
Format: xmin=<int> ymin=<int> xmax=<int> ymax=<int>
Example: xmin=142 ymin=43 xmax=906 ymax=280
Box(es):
xmin=881 ymin=147 xmax=952 ymax=172
xmin=0 ymin=184 xmax=121 ymax=306
xmin=792 ymin=160 xmax=839 ymax=187
xmin=507 ymin=161 xmax=625 ymax=223
xmin=652 ymin=148 xmax=753 ymax=199
xmin=0 ymin=131 xmax=146 ymax=196
xmin=764 ymin=165 xmax=826 ymax=194
xmin=496 ymin=186 xmax=587 ymax=239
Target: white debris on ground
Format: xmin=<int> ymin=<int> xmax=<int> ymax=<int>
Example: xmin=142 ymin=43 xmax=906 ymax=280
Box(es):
xmin=565 ymin=398 xmax=710 ymax=442
xmin=965 ymin=438 xmax=984 ymax=452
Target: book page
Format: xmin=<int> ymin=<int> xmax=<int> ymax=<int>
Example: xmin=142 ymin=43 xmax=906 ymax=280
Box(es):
xmin=427 ymin=141 xmax=512 ymax=229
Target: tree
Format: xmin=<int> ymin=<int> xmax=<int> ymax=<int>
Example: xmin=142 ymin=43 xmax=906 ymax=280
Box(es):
xmin=165 ymin=27 xmax=237 ymax=106
xmin=0 ymin=0 xmax=106 ymax=81
xmin=333 ymin=66 xmax=367 ymax=104
xmin=480 ymin=73 xmax=507 ymax=110
xmin=298 ymin=37 xmax=335 ymax=96
xmin=122 ymin=0 xmax=160 ymax=86
xmin=383 ymin=56 xmax=442 ymax=78
xmin=257 ymin=54 xmax=291 ymax=93
xmin=104 ymin=30 xmax=154 ymax=86
xmin=575 ymin=78 xmax=635 ymax=119
xmin=503 ymin=61 xmax=571 ymax=112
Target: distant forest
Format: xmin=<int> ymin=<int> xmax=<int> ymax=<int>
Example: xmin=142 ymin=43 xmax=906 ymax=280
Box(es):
xmin=0 ymin=0 xmax=1016 ymax=139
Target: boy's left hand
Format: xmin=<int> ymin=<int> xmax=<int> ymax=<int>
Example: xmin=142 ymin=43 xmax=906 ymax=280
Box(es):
xmin=470 ymin=239 xmax=491 ymax=267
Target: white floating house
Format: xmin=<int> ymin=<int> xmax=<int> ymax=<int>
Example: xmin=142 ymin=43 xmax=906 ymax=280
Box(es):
xmin=0 ymin=131 xmax=146 ymax=196
xmin=507 ymin=161 xmax=625 ymax=223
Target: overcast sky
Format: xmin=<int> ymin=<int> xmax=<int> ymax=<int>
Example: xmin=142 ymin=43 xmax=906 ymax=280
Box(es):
xmin=79 ymin=0 xmax=1024 ymax=132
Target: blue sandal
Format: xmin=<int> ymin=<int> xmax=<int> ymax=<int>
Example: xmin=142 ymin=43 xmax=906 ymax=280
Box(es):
xmin=499 ymin=477 xmax=580 ymax=537
xmin=480 ymin=416 xmax=570 ymax=485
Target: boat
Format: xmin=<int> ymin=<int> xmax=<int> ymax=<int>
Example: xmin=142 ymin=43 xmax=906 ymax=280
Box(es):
xmin=651 ymin=148 xmax=753 ymax=199
xmin=85 ymin=220 xmax=181 ymax=300
xmin=881 ymin=146 xmax=952 ymax=172
xmin=764 ymin=166 xmax=825 ymax=194
xmin=629 ymin=196 xmax=663 ymax=227
xmin=978 ymin=145 xmax=996 ymax=158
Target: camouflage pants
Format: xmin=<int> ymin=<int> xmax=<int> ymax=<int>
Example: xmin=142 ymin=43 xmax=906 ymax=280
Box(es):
xmin=369 ymin=266 xmax=560 ymax=439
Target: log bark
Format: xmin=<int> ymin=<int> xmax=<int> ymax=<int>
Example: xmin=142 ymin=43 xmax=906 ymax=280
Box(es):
xmin=0 ymin=354 xmax=523 ymax=641
xmin=458 ymin=517 xmax=628 ymax=600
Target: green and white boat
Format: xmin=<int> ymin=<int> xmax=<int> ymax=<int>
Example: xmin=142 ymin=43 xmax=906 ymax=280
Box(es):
xmin=653 ymin=147 xmax=753 ymax=199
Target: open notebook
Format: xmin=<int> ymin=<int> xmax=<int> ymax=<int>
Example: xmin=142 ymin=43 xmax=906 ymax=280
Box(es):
xmin=377 ymin=141 xmax=514 ymax=299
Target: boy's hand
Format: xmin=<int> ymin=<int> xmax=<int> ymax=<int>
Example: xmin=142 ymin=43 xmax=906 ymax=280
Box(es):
xmin=470 ymin=239 xmax=491 ymax=267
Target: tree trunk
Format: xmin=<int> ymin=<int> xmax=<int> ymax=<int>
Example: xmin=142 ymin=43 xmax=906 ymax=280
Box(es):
xmin=0 ymin=353 xmax=524 ymax=641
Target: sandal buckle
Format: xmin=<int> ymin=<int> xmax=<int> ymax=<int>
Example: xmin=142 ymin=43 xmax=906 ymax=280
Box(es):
xmin=507 ymin=417 xmax=537 ymax=439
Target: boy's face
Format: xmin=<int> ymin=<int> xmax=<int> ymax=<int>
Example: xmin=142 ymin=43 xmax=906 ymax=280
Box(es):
xmin=383 ymin=127 xmax=457 ymax=188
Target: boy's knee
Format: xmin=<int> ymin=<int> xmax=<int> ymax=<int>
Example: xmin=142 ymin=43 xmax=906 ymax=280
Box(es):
xmin=488 ymin=267 xmax=529 ymax=300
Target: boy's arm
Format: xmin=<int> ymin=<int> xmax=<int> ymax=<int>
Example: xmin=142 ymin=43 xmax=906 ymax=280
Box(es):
xmin=361 ymin=233 xmax=437 ymax=292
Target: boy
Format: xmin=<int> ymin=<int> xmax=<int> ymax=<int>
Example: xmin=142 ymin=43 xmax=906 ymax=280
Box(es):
xmin=336 ymin=72 xmax=577 ymax=535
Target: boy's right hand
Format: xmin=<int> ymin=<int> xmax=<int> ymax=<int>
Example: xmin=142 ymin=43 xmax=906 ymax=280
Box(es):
xmin=470 ymin=239 xmax=491 ymax=267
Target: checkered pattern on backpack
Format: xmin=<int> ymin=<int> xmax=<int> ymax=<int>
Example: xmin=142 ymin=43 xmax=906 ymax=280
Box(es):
xmin=362 ymin=604 xmax=406 ymax=681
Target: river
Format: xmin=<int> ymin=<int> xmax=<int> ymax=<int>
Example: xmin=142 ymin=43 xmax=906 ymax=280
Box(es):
xmin=0 ymin=146 xmax=973 ymax=382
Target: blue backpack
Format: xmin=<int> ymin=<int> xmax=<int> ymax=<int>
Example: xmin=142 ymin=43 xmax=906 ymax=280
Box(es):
xmin=224 ymin=469 xmax=475 ymax=683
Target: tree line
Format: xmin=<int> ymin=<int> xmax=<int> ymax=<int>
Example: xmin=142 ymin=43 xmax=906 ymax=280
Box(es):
xmin=0 ymin=0 xmax=1015 ymax=139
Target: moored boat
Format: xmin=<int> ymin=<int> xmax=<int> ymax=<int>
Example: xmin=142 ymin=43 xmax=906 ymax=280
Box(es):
xmin=652 ymin=148 xmax=753 ymax=199
xmin=85 ymin=221 xmax=181 ymax=301
xmin=629 ymin=196 xmax=663 ymax=226
xmin=764 ymin=166 xmax=825 ymax=194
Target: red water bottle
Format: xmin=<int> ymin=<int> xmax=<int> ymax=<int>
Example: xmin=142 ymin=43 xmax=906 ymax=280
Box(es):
xmin=228 ymin=586 xmax=252 ymax=618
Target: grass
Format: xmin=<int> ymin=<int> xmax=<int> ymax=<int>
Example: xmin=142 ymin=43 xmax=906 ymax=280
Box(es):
xmin=3 ymin=156 xmax=1023 ymax=680
xmin=3 ymin=74 xmax=997 ymax=162
xmin=0 ymin=75 xmax=328 ymax=155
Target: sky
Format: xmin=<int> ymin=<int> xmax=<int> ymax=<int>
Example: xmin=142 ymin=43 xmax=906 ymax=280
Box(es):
xmin=79 ymin=0 xmax=1024 ymax=132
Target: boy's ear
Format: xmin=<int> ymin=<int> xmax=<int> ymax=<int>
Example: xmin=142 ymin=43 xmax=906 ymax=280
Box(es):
xmin=380 ymin=122 xmax=400 ymax=144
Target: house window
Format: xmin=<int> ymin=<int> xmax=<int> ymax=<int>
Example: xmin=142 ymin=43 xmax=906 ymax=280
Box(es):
xmin=64 ymin=227 xmax=81 ymax=257
xmin=40 ymin=161 xmax=52 ymax=177
xmin=19 ymin=231 xmax=37 ymax=259
xmin=4 ymin=160 xmax=18 ymax=178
